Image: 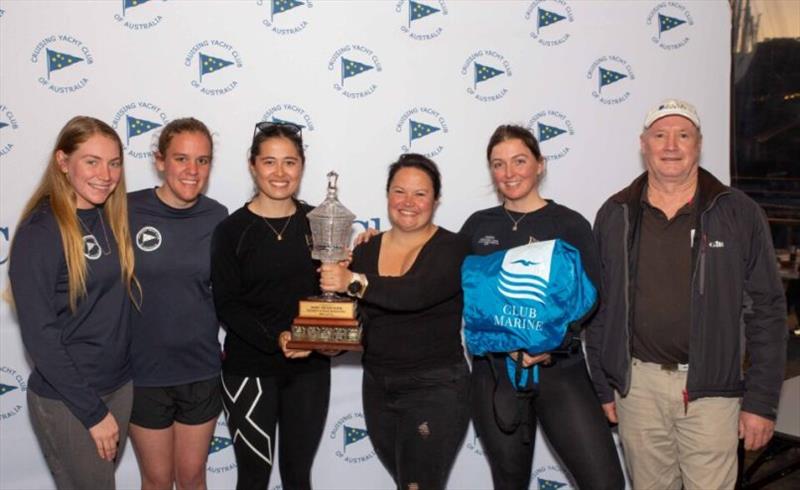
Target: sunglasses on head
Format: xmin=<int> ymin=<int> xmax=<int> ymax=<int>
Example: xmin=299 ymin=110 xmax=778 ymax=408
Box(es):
xmin=253 ymin=120 xmax=303 ymax=138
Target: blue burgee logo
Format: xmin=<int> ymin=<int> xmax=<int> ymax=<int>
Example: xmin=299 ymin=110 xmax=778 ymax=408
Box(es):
xmin=462 ymin=50 xmax=512 ymax=102
xmin=126 ymin=115 xmax=161 ymax=145
xmin=0 ymin=106 xmax=16 ymax=159
xmin=199 ymin=53 xmax=234 ymax=81
xmin=261 ymin=103 xmax=316 ymax=144
xmin=1 ymin=366 xmax=28 ymax=422
xmin=0 ymin=225 xmax=9 ymax=265
xmin=208 ymin=436 xmax=233 ymax=455
xmin=647 ymin=2 xmax=693 ymax=49
xmin=0 ymin=383 xmax=17 ymax=396
xmin=658 ymin=13 xmax=686 ymax=37
xmin=343 ymin=425 xmax=368 ymax=452
xmin=537 ymin=122 xmax=567 ymax=143
xmin=588 ymin=55 xmax=635 ymax=105
xmin=598 ymin=67 xmax=627 ymax=92
xmin=46 ymin=48 xmax=83 ymax=80
xmin=525 ymin=1 xmax=574 ymax=46
xmin=474 ymin=62 xmax=504 ymax=89
xmin=397 ymin=106 xmax=449 ymax=157
xmin=272 ymin=0 xmax=304 ymax=19
xmin=539 ymin=478 xmax=568 ymax=490
xmin=537 ymin=7 xmax=565 ymax=32
xmin=409 ymin=120 xmax=440 ymax=144
xmin=341 ymin=58 xmax=374 ymax=86
xmin=123 ymin=0 xmax=151 ymax=15
xmin=31 ymin=35 xmax=94 ymax=94
xmin=409 ymin=0 xmax=439 ymax=26
xmin=115 ymin=0 xmax=165 ymax=29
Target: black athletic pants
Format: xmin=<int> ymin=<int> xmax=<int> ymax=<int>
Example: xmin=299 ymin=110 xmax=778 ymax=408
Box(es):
xmin=471 ymin=356 xmax=625 ymax=490
xmin=221 ymin=369 xmax=330 ymax=490
xmin=363 ymin=362 xmax=470 ymax=490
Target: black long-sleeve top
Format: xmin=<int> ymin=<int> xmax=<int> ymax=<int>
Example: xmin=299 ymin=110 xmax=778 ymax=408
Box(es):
xmin=459 ymin=201 xmax=601 ymax=367
xmin=211 ymin=202 xmax=328 ymax=376
xmin=9 ymin=203 xmax=132 ymax=428
xmin=352 ymin=227 xmax=471 ymax=375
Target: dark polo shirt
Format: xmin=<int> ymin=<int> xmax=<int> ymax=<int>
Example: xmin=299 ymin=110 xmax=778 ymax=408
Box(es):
xmin=632 ymin=189 xmax=696 ymax=364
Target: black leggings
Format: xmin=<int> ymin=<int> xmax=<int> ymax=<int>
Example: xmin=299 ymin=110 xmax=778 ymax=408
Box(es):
xmin=363 ymin=363 xmax=470 ymax=490
xmin=471 ymin=356 xmax=625 ymax=490
xmin=221 ymin=369 xmax=330 ymax=490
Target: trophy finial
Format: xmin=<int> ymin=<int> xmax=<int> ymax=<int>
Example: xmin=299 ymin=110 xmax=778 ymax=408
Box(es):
xmin=326 ymin=171 xmax=339 ymax=195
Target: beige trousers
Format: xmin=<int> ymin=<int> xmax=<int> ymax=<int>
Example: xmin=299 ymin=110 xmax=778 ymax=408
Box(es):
xmin=616 ymin=359 xmax=740 ymax=490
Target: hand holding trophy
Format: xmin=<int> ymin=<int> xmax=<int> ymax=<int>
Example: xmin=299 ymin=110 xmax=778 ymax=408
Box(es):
xmin=287 ymin=171 xmax=363 ymax=351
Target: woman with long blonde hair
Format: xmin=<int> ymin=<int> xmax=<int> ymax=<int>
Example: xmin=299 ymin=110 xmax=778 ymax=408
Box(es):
xmin=9 ymin=116 xmax=138 ymax=490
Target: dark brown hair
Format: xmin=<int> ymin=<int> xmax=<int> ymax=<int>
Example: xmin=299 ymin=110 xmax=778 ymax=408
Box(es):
xmin=157 ymin=117 xmax=213 ymax=158
xmin=386 ymin=153 xmax=441 ymax=200
xmin=249 ymin=123 xmax=305 ymax=165
xmin=486 ymin=124 xmax=543 ymax=163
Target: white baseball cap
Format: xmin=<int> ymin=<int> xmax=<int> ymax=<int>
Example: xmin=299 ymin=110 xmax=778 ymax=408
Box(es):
xmin=644 ymin=99 xmax=701 ymax=129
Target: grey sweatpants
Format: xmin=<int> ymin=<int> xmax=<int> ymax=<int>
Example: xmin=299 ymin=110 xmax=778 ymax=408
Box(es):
xmin=27 ymin=382 xmax=133 ymax=490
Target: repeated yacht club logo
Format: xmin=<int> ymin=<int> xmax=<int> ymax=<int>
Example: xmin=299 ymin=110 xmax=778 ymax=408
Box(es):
xmin=260 ymin=103 xmax=316 ymax=148
xmin=526 ymin=109 xmax=575 ymax=161
xmin=258 ymin=0 xmax=312 ymax=35
xmin=525 ymin=0 xmax=574 ymax=46
xmin=207 ymin=416 xmax=236 ymax=474
xmin=330 ymin=411 xmax=376 ymax=464
xmin=461 ymin=50 xmax=512 ymax=102
xmin=587 ymin=55 xmax=635 ymax=105
xmin=111 ymin=102 xmax=168 ymax=160
xmin=396 ymin=106 xmax=449 ymax=158
xmin=532 ymin=464 xmax=572 ymax=490
xmin=329 ymin=45 xmax=383 ymax=99
xmin=0 ymin=226 xmax=9 ymax=265
xmin=0 ymin=6 xmax=5 ymax=18
xmin=647 ymin=1 xmax=694 ymax=50
xmin=185 ymin=40 xmax=243 ymax=96
xmin=114 ymin=0 xmax=165 ymax=30
xmin=30 ymin=34 xmax=94 ymax=94
xmin=0 ymin=365 xmax=28 ymax=422
xmin=0 ymin=104 xmax=19 ymax=158
xmin=397 ymin=0 xmax=448 ymax=41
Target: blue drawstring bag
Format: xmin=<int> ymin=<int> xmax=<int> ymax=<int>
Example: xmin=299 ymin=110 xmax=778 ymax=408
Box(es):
xmin=462 ymin=239 xmax=597 ymax=390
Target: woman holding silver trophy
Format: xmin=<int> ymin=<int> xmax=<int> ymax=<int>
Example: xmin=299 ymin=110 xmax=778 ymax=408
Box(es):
xmin=210 ymin=121 xmax=330 ymax=490
xmin=320 ymin=153 xmax=471 ymax=490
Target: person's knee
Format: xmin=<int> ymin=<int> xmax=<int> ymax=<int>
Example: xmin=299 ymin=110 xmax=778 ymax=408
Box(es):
xmin=141 ymin=472 xmax=175 ymax=490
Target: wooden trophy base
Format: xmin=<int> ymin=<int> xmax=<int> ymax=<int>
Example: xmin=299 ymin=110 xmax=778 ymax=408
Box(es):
xmin=288 ymin=297 xmax=362 ymax=351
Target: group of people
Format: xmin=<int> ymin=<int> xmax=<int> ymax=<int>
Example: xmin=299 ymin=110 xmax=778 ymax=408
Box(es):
xmin=7 ymin=98 xmax=787 ymax=490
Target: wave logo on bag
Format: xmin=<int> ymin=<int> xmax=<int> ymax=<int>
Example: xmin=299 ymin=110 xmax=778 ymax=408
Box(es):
xmin=497 ymin=241 xmax=554 ymax=304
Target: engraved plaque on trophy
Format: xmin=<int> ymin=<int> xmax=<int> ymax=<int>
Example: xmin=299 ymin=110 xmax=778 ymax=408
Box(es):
xmin=287 ymin=171 xmax=363 ymax=351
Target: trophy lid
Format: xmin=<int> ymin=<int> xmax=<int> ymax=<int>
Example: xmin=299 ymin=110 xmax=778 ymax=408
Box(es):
xmin=307 ymin=171 xmax=356 ymax=222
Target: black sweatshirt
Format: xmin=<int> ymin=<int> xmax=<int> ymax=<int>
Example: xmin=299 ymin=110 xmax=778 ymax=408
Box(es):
xmin=128 ymin=189 xmax=228 ymax=387
xmin=459 ymin=201 xmax=601 ymax=367
xmin=352 ymin=228 xmax=471 ymax=375
xmin=211 ymin=202 xmax=328 ymax=376
xmin=9 ymin=203 xmax=132 ymax=428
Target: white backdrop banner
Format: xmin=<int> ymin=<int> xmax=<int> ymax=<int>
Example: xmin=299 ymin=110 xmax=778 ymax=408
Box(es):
xmin=0 ymin=1 xmax=730 ymax=489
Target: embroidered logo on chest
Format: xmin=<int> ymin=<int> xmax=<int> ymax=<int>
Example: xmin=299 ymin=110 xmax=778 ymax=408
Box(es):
xmin=136 ymin=226 xmax=162 ymax=252
xmin=477 ymin=235 xmax=499 ymax=246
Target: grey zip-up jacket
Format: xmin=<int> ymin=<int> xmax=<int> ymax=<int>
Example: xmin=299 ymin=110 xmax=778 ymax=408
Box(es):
xmin=586 ymin=168 xmax=787 ymax=420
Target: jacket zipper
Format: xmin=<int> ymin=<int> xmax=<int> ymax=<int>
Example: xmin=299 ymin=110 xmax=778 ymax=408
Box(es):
xmin=622 ymin=203 xmax=632 ymax=393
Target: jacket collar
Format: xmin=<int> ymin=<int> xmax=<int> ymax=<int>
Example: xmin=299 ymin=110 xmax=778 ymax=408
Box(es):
xmin=611 ymin=167 xmax=729 ymax=212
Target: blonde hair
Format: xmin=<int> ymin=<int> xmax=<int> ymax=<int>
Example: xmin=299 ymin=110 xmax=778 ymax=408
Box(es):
xmin=14 ymin=116 xmax=139 ymax=311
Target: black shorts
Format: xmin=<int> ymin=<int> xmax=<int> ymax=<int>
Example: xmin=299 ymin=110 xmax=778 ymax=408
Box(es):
xmin=130 ymin=376 xmax=222 ymax=429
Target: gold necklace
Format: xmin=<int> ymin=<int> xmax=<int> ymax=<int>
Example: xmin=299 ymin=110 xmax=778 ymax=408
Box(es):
xmin=262 ymin=213 xmax=293 ymax=241
xmin=503 ymin=207 xmax=529 ymax=232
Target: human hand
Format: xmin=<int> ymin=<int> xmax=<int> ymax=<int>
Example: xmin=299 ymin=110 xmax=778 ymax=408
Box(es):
xmin=602 ymin=402 xmax=618 ymax=424
xmin=279 ymin=331 xmax=312 ymax=359
xmin=319 ymin=263 xmax=352 ymax=293
xmin=353 ymin=228 xmax=379 ymax=246
xmin=739 ymin=411 xmax=775 ymax=451
xmin=88 ymin=412 xmax=119 ymax=462
xmin=509 ymin=352 xmax=551 ymax=368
